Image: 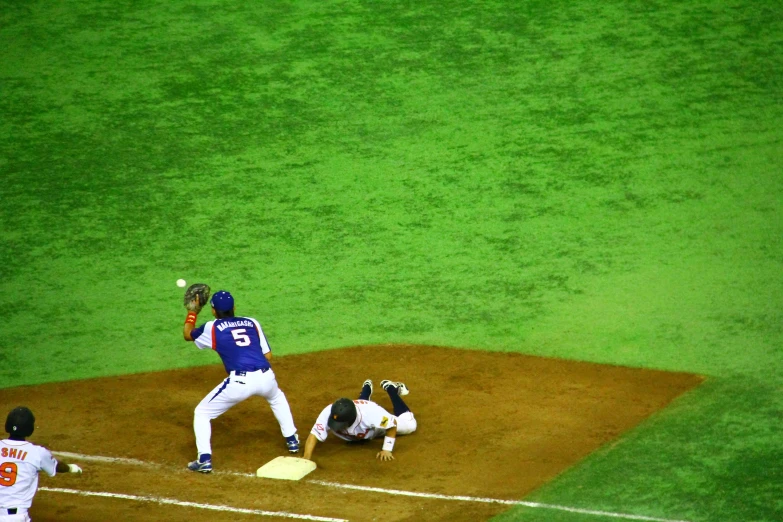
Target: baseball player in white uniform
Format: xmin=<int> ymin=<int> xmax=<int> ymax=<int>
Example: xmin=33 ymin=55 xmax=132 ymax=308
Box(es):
xmin=303 ymin=379 xmax=417 ymax=462
xmin=0 ymin=407 xmax=82 ymax=522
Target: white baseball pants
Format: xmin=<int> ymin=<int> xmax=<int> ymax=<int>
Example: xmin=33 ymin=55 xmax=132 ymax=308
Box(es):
xmin=395 ymin=411 xmax=417 ymax=435
xmin=194 ymin=368 xmax=296 ymax=456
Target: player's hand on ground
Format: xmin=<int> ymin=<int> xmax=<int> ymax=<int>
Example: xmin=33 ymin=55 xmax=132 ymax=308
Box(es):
xmin=376 ymin=450 xmax=394 ymax=462
xmin=68 ymin=464 xmax=83 ymax=473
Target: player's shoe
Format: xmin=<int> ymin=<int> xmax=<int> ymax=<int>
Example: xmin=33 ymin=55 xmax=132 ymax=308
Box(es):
xmin=187 ymin=458 xmax=212 ymax=473
xmin=285 ymin=433 xmax=300 ymax=453
xmin=362 ymin=379 xmax=373 ymax=400
xmin=381 ymin=380 xmax=409 ymax=396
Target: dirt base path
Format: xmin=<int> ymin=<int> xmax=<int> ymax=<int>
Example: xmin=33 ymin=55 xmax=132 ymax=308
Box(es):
xmin=1 ymin=345 xmax=703 ymax=521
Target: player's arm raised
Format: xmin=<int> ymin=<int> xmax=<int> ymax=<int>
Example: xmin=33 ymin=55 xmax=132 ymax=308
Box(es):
xmin=183 ymin=295 xmax=202 ymax=341
xmin=376 ymin=425 xmax=397 ymax=462
xmin=183 ymin=284 xmax=210 ymax=341
xmin=183 ymin=314 xmax=198 ymax=341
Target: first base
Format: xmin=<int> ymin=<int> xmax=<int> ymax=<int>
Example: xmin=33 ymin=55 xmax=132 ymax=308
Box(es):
xmin=256 ymin=456 xmax=316 ymax=481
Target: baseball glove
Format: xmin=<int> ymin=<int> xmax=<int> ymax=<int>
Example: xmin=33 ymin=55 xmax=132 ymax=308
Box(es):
xmin=184 ymin=283 xmax=211 ymax=313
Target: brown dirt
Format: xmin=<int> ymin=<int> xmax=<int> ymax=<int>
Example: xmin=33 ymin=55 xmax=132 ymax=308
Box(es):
xmin=0 ymin=345 xmax=703 ymax=521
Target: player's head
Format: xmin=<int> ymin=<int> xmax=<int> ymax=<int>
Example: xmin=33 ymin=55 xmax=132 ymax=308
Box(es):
xmin=328 ymin=398 xmax=357 ymax=431
xmin=5 ymin=406 xmax=35 ymax=440
xmin=210 ymin=290 xmax=235 ymax=319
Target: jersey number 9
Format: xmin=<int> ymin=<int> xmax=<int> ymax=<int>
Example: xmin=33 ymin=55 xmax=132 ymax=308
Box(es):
xmin=0 ymin=462 xmax=18 ymax=487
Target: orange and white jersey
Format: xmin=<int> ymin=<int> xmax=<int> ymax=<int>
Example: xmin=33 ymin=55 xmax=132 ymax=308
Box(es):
xmin=311 ymin=400 xmax=397 ymax=442
xmin=0 ymin=440 xmax=57 ymax=509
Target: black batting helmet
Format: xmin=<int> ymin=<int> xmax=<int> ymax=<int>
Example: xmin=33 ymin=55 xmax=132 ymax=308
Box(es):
xmin=328 ymin=398 xmax=357 ymax=431
xmin=5 ymin=407 xmax=35 ymax=438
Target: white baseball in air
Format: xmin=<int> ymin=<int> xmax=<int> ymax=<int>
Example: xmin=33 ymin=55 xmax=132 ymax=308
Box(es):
xmin=176 ymin=279 xmax=187 ymax=288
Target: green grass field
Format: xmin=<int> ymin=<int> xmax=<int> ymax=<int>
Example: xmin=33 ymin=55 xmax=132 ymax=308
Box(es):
xmin=1 ymin=1 xmax=781 ymax=521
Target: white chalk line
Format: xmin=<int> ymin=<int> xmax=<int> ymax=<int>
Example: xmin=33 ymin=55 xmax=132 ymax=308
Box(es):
xmin=54 ymin=451 xmax=149 ymax=466
xmin=53 ymin=451 xmax=690 ymax=522
xmin=39 ymin=487 xmax=346 ymax=522
xmin=309 ymin=481 xmax=688 ymax=522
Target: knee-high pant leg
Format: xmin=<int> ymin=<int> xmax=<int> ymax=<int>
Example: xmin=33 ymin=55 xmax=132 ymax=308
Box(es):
xmin=194 ymin=377 xmax=253 ymax=456
xmin=259 ymin=371 xmax=297 ymax=438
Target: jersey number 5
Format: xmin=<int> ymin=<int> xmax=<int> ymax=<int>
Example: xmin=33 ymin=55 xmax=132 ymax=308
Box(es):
xmin=231 ymin=329 xmax=251 ymax=347
xmin=0 ymin=462 xmax=18 ymax=487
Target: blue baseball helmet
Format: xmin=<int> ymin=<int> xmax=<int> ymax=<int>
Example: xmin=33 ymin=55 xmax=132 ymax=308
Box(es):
xmin=210 ymin=290 xmax=235 ymax=312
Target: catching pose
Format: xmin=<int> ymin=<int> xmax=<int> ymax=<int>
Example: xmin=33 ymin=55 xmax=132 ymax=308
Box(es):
xmin=183 ymin=286 xmax=299 ymax=473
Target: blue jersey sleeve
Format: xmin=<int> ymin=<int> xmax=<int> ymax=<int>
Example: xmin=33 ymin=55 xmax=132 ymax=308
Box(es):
xmin=191 ymin=324 xmax=206 ymax=340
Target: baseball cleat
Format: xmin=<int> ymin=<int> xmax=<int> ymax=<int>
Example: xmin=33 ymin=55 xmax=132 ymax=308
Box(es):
xmin=362 ymin=379 xmax=373 ymax=400
xmin=187 ymin=459 xmax=212 ymax=473
xmin=381 ymin=380 xmax=409 ymax=396
xmin=285 ymin=433 xmax=300 ymax=453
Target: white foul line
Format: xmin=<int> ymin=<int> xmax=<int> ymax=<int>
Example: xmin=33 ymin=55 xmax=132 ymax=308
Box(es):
xmin=308 ymin=480 xmax=690 ymax=522
xmin=39 ymin=487 xmax=347 ymax=522
xmin=52 ymin=451 xmax=690 ymax=522
xmin=54 ymin=451 xmax=149 ymax=466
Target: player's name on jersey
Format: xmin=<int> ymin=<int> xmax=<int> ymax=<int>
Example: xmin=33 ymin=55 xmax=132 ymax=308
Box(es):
xmin=216 ymin=319 xmax=255 ymax=332
xmin=1 ymin=447 xmax=29 ymax=460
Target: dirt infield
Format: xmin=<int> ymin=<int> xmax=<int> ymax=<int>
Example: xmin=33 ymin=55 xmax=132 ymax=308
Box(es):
xmin=1 ymin=345 xmax=703 ymax=521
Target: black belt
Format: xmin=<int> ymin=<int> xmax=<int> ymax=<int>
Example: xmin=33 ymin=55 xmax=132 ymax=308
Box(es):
xmin=7 ymin=509 xmax=18 ymax=515
xmin=233 ymin=368 xmax=268 ymax=376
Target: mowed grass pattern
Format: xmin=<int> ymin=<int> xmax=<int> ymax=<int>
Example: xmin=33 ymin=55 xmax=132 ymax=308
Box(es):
xmin=1 ymin=1 xmax=781 ymax=521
